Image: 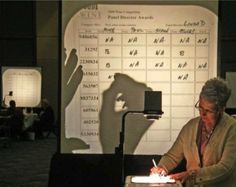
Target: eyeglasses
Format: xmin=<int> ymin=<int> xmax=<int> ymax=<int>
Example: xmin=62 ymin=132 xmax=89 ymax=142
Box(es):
xmin=194 ymin=100 xmax=217 ymax=115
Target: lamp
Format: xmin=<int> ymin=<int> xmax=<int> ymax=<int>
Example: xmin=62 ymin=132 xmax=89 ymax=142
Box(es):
xmin=115 ymin=91 xmax=163 ymax=185
xmin=144 ymin=91 xmax=163 ymax=120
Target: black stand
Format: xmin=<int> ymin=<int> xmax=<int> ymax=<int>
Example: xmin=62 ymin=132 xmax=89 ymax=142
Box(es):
xmin=115 ymin=110 xmax=144 ymax=186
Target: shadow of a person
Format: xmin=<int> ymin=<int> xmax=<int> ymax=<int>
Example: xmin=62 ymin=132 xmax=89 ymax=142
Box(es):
xmin=99 ymin=73 xmax=154 ymax=154
xmin=61 ymin=48 xmax=90 ymax=152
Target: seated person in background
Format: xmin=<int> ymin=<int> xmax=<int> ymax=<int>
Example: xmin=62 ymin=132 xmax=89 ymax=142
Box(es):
xmin=6 ymin=100 xmax=24 ymax=139
xmin=34 ymin=99 xmax=55 ymax=138
xmin=23 ymin=107 xmax=38 ymax=131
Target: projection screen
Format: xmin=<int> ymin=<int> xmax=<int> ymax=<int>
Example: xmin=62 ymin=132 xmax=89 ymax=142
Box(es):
xmin=1 ymin=67 xmax=42 ymax=108
xmin=61 ymin=0 xmax=218 ymax=154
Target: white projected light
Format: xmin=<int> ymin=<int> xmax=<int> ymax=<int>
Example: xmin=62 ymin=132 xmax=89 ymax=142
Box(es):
xmin=2 ymin=67 xmax=42 ymax=107
xmin=131 ymin=174 xmax=175 ymax=184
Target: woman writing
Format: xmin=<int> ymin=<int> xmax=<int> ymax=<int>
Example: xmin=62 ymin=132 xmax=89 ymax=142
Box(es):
xmin=151 ymin=77 xmax=236 ymax=187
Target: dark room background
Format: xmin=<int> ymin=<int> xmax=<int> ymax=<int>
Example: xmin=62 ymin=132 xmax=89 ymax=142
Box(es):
xmin=0 ymin=0 xmax=236 ymax=130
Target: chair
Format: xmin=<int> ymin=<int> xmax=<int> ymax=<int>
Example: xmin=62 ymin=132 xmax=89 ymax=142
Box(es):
xmin=0 ymin=118 xmax=11 ymax=147
xmin=45 ymin=119 xmax=58 ymax=138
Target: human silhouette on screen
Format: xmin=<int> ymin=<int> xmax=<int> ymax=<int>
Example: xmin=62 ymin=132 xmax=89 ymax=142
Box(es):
xmin=62 ymin=48 xmax=89 ymax=152
xmin=99 ymin=73 xmax=154 ymax=154
xmin=62 ymin=49 xmax=155 ymax=153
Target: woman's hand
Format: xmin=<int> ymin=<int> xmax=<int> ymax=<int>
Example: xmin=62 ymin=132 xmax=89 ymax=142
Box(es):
xmin=150 ymin=166 xmax=167 ymax=175
xmin=169 ymin=171 xmax=189 ymax=183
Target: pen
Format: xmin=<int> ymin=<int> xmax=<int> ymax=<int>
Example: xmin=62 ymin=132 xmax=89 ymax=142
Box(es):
xmin=152 ymin=158 xmax=157 ymax=167
xmin=152 ymin=158 xmax=166 ymax=176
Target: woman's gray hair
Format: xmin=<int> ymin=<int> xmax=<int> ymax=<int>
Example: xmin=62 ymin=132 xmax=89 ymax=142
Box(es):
xmin=200 ymin=77 xmax=231 ymax=108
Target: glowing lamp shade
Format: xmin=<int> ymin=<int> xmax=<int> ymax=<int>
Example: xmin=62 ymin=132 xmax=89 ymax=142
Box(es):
xmin=2 ymin=67 xmax=42 ymax=107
